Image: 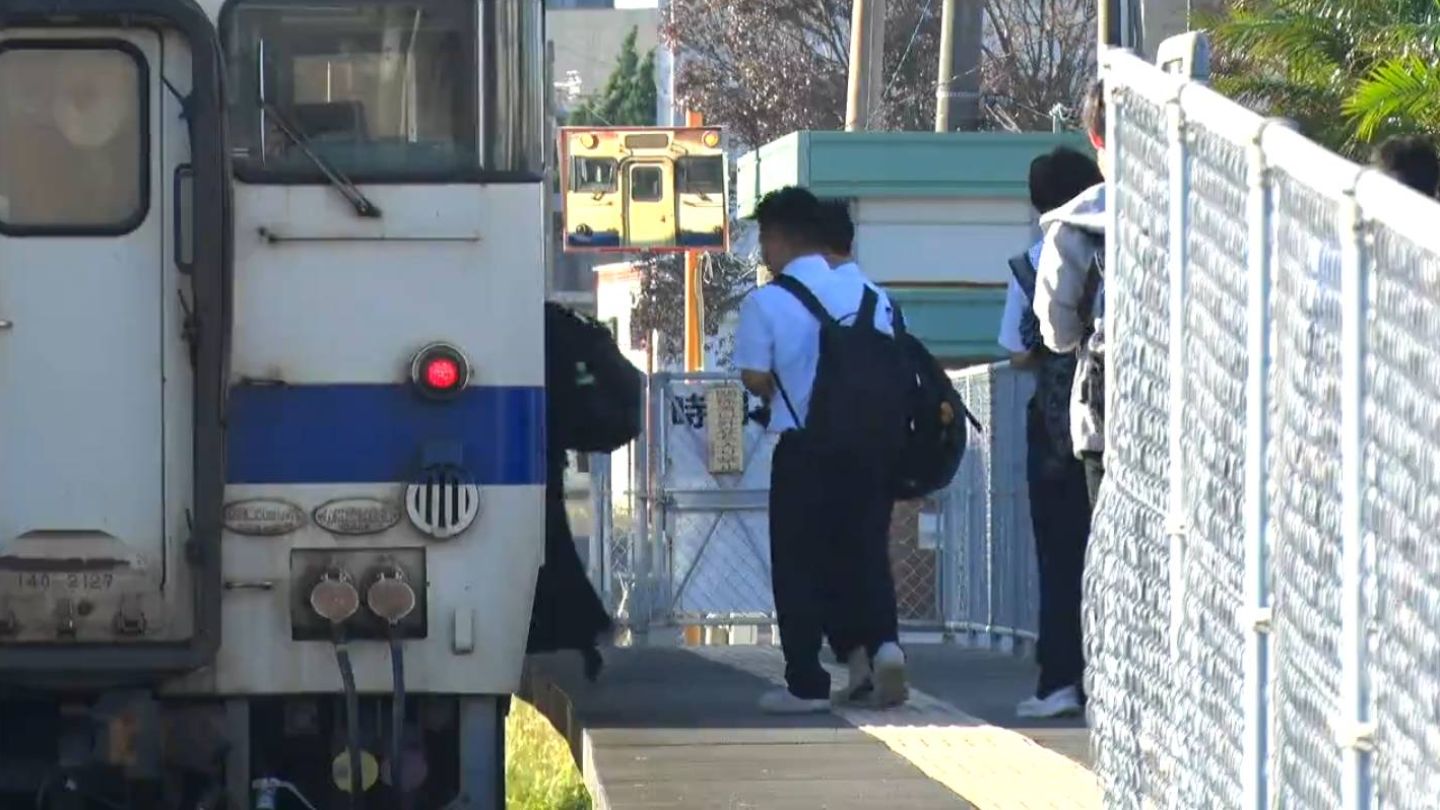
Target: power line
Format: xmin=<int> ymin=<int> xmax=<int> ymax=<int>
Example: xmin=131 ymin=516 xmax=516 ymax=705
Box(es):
xmin=886 ymin=0 xmax=937 ymax=94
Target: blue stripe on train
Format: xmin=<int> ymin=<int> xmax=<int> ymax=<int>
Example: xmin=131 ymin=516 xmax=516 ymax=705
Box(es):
xmin=227 ymin=384 xmax=546 ymax=485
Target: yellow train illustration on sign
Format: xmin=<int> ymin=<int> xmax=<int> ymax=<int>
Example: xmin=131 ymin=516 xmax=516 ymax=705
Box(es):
xmin=560 ymin=126 xmax=729 ymax=253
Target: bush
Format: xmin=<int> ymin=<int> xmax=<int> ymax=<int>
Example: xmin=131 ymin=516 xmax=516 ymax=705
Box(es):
xmin=506 ymin=699 xmax=591 ymax=810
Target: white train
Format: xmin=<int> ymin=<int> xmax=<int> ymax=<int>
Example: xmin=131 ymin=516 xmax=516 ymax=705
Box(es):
xmin=0 ymin=0 xmax=547 ymax=806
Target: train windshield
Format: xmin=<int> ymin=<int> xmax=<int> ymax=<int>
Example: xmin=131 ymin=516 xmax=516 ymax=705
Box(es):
xmin=677 ymin=155 xmax=724 ymax=197
xmin=224 ymin=0 xmax=478 ymax=181
xmin=571 ymin=157 xmax=617 ymax=193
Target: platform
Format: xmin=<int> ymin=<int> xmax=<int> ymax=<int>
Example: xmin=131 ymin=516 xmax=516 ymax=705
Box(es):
xmin=522 ymin=644 xmax=1100 ymax=809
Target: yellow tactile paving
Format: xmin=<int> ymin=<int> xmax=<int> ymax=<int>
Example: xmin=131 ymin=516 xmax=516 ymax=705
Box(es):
xmin=693 ymin=646 xmax=1104 ymax=810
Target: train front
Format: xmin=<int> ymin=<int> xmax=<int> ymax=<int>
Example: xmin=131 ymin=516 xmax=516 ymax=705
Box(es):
xmin=0 ymin=0 xmax=549 ymax=807
xmin=205 ymin=0 xmax=548 ymax=804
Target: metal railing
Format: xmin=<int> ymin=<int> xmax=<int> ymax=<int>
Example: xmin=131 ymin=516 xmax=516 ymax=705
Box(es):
xmin=944 ymin=363 xmax=1038 ymax=650
xmin=1086 ymin=47 xmax=1440 ymax=810
xmin=587 ymin=366 xmax=1044 ymax=651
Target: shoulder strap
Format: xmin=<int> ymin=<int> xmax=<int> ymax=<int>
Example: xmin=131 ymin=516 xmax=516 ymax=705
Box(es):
xmin=855 ymin=285 xmax=879 ymax=332
xmin=1077 ymin=243 xmax=1105 ymax=327
xmin=772 ymin=374 xmax=802 ymax=429
xmin=1007 ymin=251 xmax=1038 ymax=302
xmin=770 ymin=274 xmax=835 ymax=326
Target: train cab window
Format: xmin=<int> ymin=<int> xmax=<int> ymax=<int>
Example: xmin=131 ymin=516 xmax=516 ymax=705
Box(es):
xmin=630 ymin=166 xmax=663 ymax=203
xmin=223 ymin=0 xmax=478 ymax=182
xmin=0 ymin=45 xmax=146 ymax=234
xmin=571 ymin=157 xmax=617 ymax=193
xmin=677 ymin=156 xmax=724 ymax=197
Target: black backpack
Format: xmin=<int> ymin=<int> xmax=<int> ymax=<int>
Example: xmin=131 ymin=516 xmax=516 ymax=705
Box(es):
xmin=769 ymin=276 xmax=911 ymax=462
xmin=544 ymin=302 xmax=644 ymax=454
xmin=890 ymin=304 xmax=978 ymax=499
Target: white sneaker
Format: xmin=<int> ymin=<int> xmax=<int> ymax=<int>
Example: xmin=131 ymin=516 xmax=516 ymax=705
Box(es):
xmin=1016 ymin=686 xmax=1083 ymax=719
xmin=833 ymin=649 xmax=874 ymax=705
xmin=871 ymin=643 xmax=909 ymax=708
xmin=758 ymin=688 xmax=831 ymax=715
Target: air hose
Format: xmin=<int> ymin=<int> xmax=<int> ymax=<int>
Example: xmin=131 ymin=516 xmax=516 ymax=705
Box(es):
xmin=368 ymin=567 xmax=418 ymax=810
xmin=388 ymin=631 xmax=411 ymax=810
xmin=331 ymin=627 xmax=364 ymax=810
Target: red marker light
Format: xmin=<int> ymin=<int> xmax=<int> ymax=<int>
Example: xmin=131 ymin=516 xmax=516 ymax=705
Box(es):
xmin=410 ymin=343 xmax=470 ymax=400
xmin=425 ymin=357 xmax=460 ymax=390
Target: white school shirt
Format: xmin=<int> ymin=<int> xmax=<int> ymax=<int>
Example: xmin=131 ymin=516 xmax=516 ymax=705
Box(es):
xmin=997 ymin=241 xmax=1044 ymax=354
xmin=835 ymin=258 xmax=906 ymax=330
xmin=832 ymin=260 xmax=874 ymax=288
xmin=998 ymin=279 xmax=1028 ymax=354
xmin=734 ymin=254 xmax=896 ymax=433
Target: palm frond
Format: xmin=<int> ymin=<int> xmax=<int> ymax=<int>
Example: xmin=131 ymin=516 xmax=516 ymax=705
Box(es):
xmin=1345 ymin=54 xmax=1440 ymax=141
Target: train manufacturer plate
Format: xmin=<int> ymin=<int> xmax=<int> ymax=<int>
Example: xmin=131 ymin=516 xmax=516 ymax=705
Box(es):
xmin=223 ymin=499 xmax=307 ymax=536
xmin=313 ymin=497 xmax=403 ymax=536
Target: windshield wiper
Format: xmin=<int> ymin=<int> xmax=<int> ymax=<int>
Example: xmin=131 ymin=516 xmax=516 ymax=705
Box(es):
xmin=264 ymin=102 xmax=382 ymax=219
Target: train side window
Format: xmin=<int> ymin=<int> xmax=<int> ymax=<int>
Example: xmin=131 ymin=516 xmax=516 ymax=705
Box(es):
xmin=0 ymin=44 xmax=147 ymax=235
xmin=223 ymin=0 xmax=479 ymax=183
xmin=630 ymin=166 xmax=663 ymax=203
xmin=677 ymin=156 xmax=724 ymax=196
xmin=571 ymin=157 xmax=617 ymax=193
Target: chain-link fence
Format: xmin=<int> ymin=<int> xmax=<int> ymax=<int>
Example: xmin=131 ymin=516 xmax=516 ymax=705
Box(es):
xmin=944 ymin=364 xmax=1038 ymax=650
xmin=589 ymin=367 xmax=1042 ymax=646
xmin=1088 ymin=47 xmax=1440 ymax=809
xmin=587 ymin=372 xmax=783 ymax=636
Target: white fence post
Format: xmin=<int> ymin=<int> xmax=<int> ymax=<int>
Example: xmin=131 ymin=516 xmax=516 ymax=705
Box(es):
xmin=1338 ymin=183 xmax=1374 ymax=809
xmin=637 ymin=371 xmax=665 ymax=630
xmin=1164 ymin=94 xmax=1189 ymax=673
xmin=1164 ymin=90 xmax=1191 ymax=810
xmin=588 ymin=451 xmax=609 ymax=595
xmin=1241 ymin=118 xmax=1278 ymax=810
xmin=1100 ymin=48 xmax=1122 ymax=479
xmin=650 ymin=372 xmax=676 ymax=628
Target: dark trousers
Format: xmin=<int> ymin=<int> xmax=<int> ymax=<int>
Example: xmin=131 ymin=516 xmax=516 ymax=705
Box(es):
xmin=769 ymin=432 xmax=899 ymax=699
xmin=527 ymin=452 xmax=613 ymax=655
xmin=1027 ymin=406 xmax=1093 ymax=697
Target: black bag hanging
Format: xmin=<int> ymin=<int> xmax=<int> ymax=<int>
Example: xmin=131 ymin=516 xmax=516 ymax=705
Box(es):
xmin=544 ymin=302 xmax=644 ymax=454
xmin=1074 ymin=237 xmax=1106 ymax=431
xmin=889 ymin=302 xmax=978 ymax=500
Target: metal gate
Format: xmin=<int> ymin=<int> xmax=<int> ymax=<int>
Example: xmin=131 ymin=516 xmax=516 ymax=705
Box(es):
xmin=589 ymin=372 xmax=776 ymax=632
xmin=587 ymin=369 xmax=1020 ymax=638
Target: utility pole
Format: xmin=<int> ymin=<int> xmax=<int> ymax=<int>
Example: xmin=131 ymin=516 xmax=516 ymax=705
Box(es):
xmin=1141 ymin=0 xmax=1190 ymax=60
xmin=934 ymin=0 xmax=982 ymax=132
xmin=543 ymin=39 xmax=557 ymax=298
xmin=1098 ymin=0 xmax=1123 ymax=52
xmin=683 ymin=110 xmax=705 ymax=372
xmin=845 ymin=0 xmax=886 ymax=131
xmin=658 ymin=0 xmax=678 ymax=126
xmin=1101 ymin=0 xmax=1193 ymax=59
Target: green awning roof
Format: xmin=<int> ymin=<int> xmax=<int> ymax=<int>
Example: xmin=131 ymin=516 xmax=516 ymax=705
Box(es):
xmin=737 ymin=130 xmax=1091 ymax=215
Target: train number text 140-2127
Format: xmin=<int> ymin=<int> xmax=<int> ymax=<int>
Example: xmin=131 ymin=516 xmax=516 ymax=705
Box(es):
xmin=13 ymin=572 xmax=116 ymax=591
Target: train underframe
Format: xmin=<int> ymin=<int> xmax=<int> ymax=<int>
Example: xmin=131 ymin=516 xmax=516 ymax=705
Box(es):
xmin=0 ymin=691 xmax=507 ymax=809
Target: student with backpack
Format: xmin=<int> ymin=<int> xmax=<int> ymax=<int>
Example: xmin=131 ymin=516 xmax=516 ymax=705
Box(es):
xmin=813 ymin=198 xmax=908 ymax=705
xmin=1034 ymin=81 xmax=1109 ymax=508
xmin=734 ymin=187 xmax=910 ymax=714
xmin=527 ymin=302 xmax=645 ymax=681
xmin=1002 ymin=146 xmax=1104 ymax=719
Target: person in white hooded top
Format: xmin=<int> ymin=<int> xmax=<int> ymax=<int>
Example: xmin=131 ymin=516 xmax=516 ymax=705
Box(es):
xmin=1033 ymin=80 xmax=1109 ymax=508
